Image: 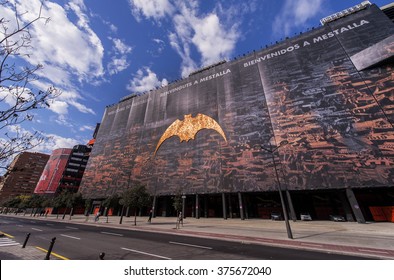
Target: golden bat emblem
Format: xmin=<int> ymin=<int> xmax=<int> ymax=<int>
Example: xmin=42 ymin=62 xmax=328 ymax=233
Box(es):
xmin=154 ymin=113 xmax=227 ymax=155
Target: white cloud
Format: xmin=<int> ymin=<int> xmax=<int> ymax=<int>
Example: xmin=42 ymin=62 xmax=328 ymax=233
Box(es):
xmin=129 ymin=0 xmax=173 ymax=21
xmin=107 ymin=37 xmax=132 ymax=75
xmin=169 ymin=1 xmax=240 ymax=76
xmin=15 ymin=0 xmax=105 ymax=85
xmin=111 ymin=38 xmax=133 ymax=55
xmin=33 ymin=133 xmax=82 ymax=152
xmin=54 ymin=115 xmax=73 ymax=127
xmin=103 ymin=20 xmax=118 ymax=33
xmin=127 ymin=1 xmax=240 ymax=77
xmin=273 ymin=0 xmax=324 ymax=37
xmin=48 ymin=100 xmax=69 ymax=115
xmin=2 ymin=125 xmax=82 ymax=156
xmin=68 ymin=100 xmax=96 ymax=115
xmin=150 ymin=38 xmax=166 ymax=56
xmin=127 ymin=0 xmax=240 ymax=76
xmin=0 ymin=0 xmax=104 ymax=124
xmin=107 ymin=56 xmax=130 ymax=75
xmin=127 ymin=68 xmax=168 ymax=93
xmin=168 ymin=32 xmax=197 ymax=77
xmin=191 ymin=13 xmax=239 ymax=65
xmin=79 ymin=125 xmax=95 ymax=132
xmin=31 ymin=80 xmax=96 ymax=116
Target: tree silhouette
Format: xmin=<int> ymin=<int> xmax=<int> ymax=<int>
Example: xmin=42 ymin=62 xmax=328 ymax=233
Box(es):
xmin=119 ymin=184 xmax=151 ymax=226
xmin=0 ymin=1 xmax=60 ymax=169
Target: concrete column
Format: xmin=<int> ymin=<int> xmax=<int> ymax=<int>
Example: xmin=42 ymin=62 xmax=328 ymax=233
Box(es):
xmin=222 ymin=193 xmax=227 ymax=220
xmin=339 ymin=192 xmax=355 ymax=222
xmin=346 ymin=188 xmax=366 ymax=223
xmin=182 ymin=195 xmax=186 ymax=219
xmin=204 ymin=196 xmax=208 ymax=218
xmin=228 ymin=195 xmax=233 ymax=219
xmin=244 ymin=194 xmax=249 ymax=219
xmin=195 ymin=194 xmax=200 ymax=219
xmin=238 ymin=192 xmax=245 ymax=220
xmin=286 ymin=190 xmax=297 ymax=222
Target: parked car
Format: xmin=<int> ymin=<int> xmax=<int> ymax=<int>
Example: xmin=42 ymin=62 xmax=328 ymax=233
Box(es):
xmin=329 ymin=215 xmax=346 ymax=222
xmin=270 ymin=212 xmax=283 ymax=220
xmin=300 ymin=213 xmax=312 ymax=221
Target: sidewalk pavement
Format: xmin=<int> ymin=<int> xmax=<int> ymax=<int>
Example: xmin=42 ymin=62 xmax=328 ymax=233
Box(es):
xmin=1 ymin=213 xmax=394 ymax=260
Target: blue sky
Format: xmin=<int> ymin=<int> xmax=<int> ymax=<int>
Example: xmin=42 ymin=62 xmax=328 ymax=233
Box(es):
xmin=0 ymin=0 xmax=392 ymax=165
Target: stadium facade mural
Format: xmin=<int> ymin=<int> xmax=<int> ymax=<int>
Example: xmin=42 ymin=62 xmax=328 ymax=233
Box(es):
xmin=79 ymin=4 xmax=394 ymax=199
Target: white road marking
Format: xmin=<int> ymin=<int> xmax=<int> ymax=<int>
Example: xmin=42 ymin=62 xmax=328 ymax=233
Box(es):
xmin=66 ymin=226 xmax=78 ymax=230
xmin=0 ymin=238 xmax=20 ymax=247
xmin=17 ymin=225 xmax=23 ymax=227
xmin=121 ymin=247 xmax=172 ymax=260
xmin=169 ymin=241 xmax=212 ymax=250
xmin=60 ymin=234 xmax=81 ymax=240
xmin=31 ymin=228 xmax=43 ymax=232
xmin=0 ymin=243 xmax=19 ymax=247
xmin=101 ymin=231 xmax=123 ymax=237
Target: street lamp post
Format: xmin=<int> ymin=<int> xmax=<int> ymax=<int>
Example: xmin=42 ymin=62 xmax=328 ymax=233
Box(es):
xmin=261 ymin=141 xmax=293 ymax=239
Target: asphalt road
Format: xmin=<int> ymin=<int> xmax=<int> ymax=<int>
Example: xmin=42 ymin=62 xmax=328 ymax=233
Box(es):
xmin=0 ymin=215 xmax=369 ymax=260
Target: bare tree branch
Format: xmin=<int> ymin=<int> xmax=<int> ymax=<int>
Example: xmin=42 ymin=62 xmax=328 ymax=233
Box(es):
xmin=1 ymin=1 xmax=60 ymax=169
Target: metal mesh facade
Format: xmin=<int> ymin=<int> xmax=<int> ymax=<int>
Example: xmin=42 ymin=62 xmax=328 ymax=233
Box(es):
xmin=80 ymin=5 xmax=394 ymax=199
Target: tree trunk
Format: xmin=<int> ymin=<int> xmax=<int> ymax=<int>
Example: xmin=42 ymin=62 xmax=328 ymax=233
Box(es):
xmin=119 ymin=205 xmax=125 ymax=224
xmin=134 ymin=208 xmax=137 ymax=226
xmin=69 ymin=207 xmax=74 ymax=220
xmin=62 ymin=208 xmax=67 ymax=219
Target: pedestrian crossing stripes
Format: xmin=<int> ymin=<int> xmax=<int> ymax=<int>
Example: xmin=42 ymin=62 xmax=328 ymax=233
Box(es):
xmin=0 ymin=237 xmax=20 ymax=247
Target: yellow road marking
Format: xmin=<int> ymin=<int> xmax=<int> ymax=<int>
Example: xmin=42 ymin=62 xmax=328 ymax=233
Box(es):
xmin=35 ymin=246 xmax=70 ymax=260
xmin=0 ymin=231 xmax=14 ymax=238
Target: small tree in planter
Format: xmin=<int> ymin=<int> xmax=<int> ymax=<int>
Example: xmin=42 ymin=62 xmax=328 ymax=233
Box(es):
xmin=119 ymin=184 xmax=151 ymax=226
xmin=172 ymin=189 xmax=183 ymax=229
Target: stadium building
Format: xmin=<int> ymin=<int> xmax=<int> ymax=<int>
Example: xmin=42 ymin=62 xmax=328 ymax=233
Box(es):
xmin=79 ymin=2 xmax=394 ymax=222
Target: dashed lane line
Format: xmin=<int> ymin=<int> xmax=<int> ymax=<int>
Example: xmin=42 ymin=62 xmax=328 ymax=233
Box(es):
xmin=101 ymin=231 xmax=123 ymax=237
xmin=65 ymin=226 xmax=79 ymax=230
xmin=31 ymin=228 xmax=43 ymax=232
xmin=169 ymin=241 xmax=213 ymax=250
xmin=60 ymin=234 xmax=81 ymax=240
xmin=121 ymin=247 xmax=172 ymax=260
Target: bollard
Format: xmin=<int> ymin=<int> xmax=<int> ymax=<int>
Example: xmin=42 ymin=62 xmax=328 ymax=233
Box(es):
xmin=22 ymin=233 xmax=31 ymax=248
xmin=45 ymin=237 xmax=56 ymax=260
xmin=99 ymin=252 xmax=105 ymax=260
